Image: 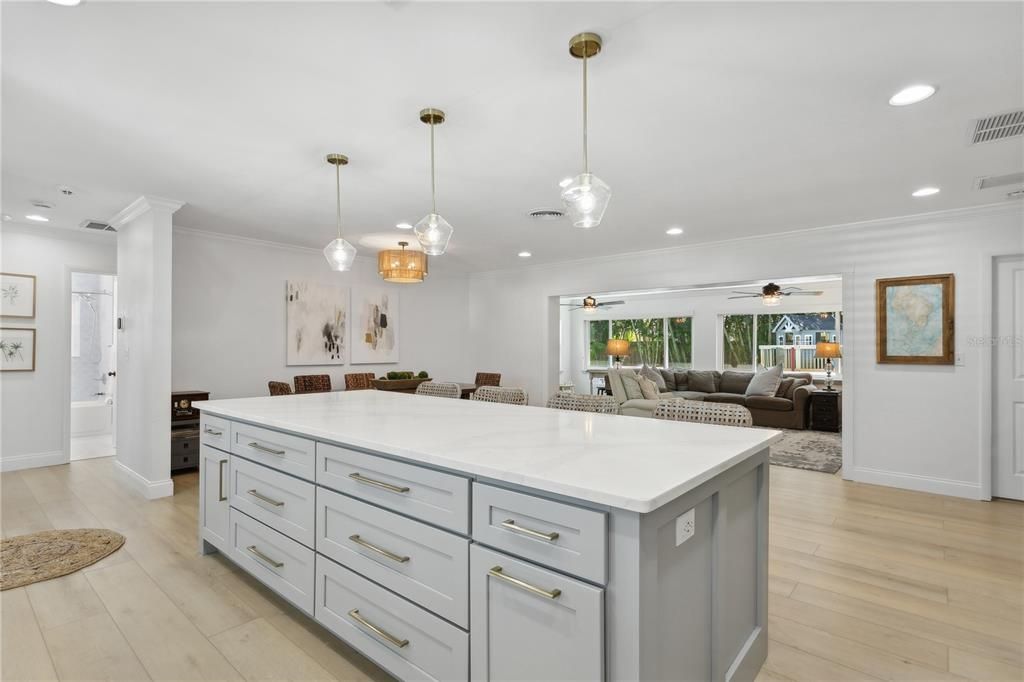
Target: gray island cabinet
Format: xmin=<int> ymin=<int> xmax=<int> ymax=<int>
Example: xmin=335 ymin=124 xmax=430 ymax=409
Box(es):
xmin=195 ymin=390 xmax=778 ymax=682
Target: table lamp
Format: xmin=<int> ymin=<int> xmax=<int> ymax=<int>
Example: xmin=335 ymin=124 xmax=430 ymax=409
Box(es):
xmin=606 ymin=339 xmax=629 ymax=368
xmin=815 ymin=342 xmax=842 ymax=391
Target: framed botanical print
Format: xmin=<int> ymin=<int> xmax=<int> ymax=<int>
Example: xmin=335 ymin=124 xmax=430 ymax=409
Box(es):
xmin=0 ymin=327 xmax=36 ymax=371
xmin=876 ymin=273 xmax=954 ymax=364
xmin=0 ymin=273 xmax=36 ymax=318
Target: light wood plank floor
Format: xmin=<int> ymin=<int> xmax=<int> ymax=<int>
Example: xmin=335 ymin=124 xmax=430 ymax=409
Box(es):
xmin=1 ymin=458 xmax=1021 ymax=681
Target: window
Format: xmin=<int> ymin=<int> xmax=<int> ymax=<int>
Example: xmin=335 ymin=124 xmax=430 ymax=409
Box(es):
xmin=586 ymin=316 xmax=693 ymax=368
xmin=723 ymin=311 xmax=841 ymax=373
xmin=722 ymin=315 xmax=755 ymax=370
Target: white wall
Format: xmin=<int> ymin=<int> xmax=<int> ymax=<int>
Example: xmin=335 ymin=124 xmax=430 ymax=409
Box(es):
xmin=172 ymin=229 xmax=472 ymax=400
xmin=0 ymin=225 xmax=116 ymax=471
xmin=469 ymin=204 xmax=1024 ymax=500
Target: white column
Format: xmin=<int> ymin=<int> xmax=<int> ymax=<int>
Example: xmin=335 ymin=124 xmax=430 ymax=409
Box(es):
xmin=111 ymin=196 xmax=183 ymax=499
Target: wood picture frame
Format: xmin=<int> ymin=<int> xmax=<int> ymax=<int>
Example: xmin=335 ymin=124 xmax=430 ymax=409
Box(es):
xmin=0 ymin=327 xmax=36 ymax=371
xmin=0 ymin=272 xmax=37 ymax=318
xmin=876 ymin=273 xmax=954 ymax=364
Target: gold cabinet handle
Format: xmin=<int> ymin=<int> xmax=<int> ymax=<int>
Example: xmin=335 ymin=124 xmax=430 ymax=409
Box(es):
xmin=247 ymin=489 xmax=284 ymax=507
xmin=348 ymin=472 xmax=410 ymax=494
xmin=246 ymin=545 xmax=284 ymax=568
xmin=218 ymin=460 xmax=227 ymax=502
xmin=348 ymin=609 xmax=409 ymax=648
xmin=349 ymin=534 xmax=410 ymax=564
xmin=488 ymin=566 xmax=562 ymax=600
xmin=249 ymin=442 xmax=286 ymax=456
xmin=501 ymin=519 xmax=559 ymax=542
xmin=204 ymin=427 xmax=223 ymax=436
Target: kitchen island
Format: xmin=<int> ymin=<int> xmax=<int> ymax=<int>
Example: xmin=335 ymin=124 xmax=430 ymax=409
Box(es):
xmin=195 ymin=390 xmax=780 ymax=682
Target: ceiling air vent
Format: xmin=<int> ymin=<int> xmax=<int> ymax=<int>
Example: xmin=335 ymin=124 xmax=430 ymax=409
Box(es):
xmin=80 ymin=219 xmax=116 ymax=232
xmin=971 ymin=110 xmax=1024 ymax=144
xmin=975 ymin=171 xmax=1024 ymax=191
xmin=527 ymin=208 xmax=565 ymax=220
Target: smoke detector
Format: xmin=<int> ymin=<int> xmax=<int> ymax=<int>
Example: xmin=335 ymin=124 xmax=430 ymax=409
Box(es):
xmin=57 ymin=185 xmax=75 ymax=196
xmin=80 ymin=219 xmax=116 ymax=232
xmin=970 ymin=110 xmax=1024 ymax=145
xmin=527 ymin=208 xmax=565 ymax=220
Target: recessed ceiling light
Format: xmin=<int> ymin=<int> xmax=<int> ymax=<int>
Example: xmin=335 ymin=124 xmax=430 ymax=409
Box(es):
xmin=25 ymin=214 xmax=50 ymax=222
xmin=396 ymin=222 xmax=413 ymax=230
xmin=518 ymin=251 xmax=532 ymax=258
xmin=911 ymin=186 xmax=940 ymax=197
xmin=46 ymin=0 xmax=82 ymax=5
xmin=559 ymin=177 xmax=573 ymax=189
xmin=666 ymin=226 xmax=684 ymax=236
xmin=889 ymin=84 xmax=936 ymax=106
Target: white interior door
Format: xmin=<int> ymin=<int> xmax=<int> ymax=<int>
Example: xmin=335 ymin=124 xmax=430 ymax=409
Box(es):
xmin=110 ymin=276 xmax=118 ymax=449
xmin=993 ymin=255 xmax=1024 ymax=500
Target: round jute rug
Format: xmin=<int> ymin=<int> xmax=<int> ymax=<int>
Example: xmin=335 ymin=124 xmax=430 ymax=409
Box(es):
xmin=1 ymin=528 xmax=125 ymax=591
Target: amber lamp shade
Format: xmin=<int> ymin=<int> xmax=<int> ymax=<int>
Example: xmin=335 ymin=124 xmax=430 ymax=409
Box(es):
xmin=815 ymin=342 xmax=842 ymax=359
xmin=606 ymin=339 xmax=630 ymax=357
xmin=378 ymin=242 xmax=428 ymax=283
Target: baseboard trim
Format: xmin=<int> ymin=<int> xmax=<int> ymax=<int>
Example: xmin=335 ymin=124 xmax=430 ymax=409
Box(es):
xmin=0 ymin=450 xmax=66 ymax=472
xmin=851 ymin=467 xmax=984 ymax=500
xmin=114 ymin=460 xmax=174 ymax=499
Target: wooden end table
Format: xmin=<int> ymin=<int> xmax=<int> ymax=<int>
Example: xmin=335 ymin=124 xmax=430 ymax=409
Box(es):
xmin=810 ymin=390 xmax=842 ymax=432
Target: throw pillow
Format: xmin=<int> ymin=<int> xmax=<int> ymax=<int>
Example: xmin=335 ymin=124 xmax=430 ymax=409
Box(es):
xmin=659 ymin=369 xmax=677 ymax=391
xmin=785 ymin=378 xmax=809 ymax=399
xmin=688 ymin=370 xmax=717 ymax=394
xmin=619 ymin=371 xmax=645 ymax=401
xmin=745 ymin=364 xmax=784 ymax=397
xmin=775 ymin=377 xmax=795 ymax=398
xmin=639 ymin=365 xmax=667 ymax=391
xmin=638 ymin=375 xmax=660 ymax=400
xmin=673 ymin=372 xmax=689 ymax=390
xmin=720 ymin=370 xmax=754 ymax=394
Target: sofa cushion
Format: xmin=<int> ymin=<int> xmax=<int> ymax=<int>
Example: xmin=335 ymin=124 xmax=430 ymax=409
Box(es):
xmin=745 ymin=364 xmax=783 ymax=397
xmin=720 ymin=371 xmax=754 ymax=394
xmin=671 ymin=391 xmax=707 ymax=401
xmin=775 ymin=377 xmax=795 ymax=398
xmin=619 ymin=371 xmax=644 ymax=400
xmin=639 ymin=365 xmax=666 ymax=391
xmin=746 ymin=395 xmax=793 ymax=412
xmin=784 ymin=378 xmax=810 ymax=399
xmin=659 ymin=369 xmax=677 ymax=391
xmin=620 ymin=398 xmax=659 ymax=417
xmin=688 ymin=370 xmax=718 ymax=394
xmin=673 ymin=372 xmax=689 ymax=390
xmin=638 ymin=375 xmax=661 ymax=400
xmin=705 ymin=392 xmax=747 ymax=406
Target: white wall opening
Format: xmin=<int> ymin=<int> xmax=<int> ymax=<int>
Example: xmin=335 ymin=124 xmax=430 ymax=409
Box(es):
xmin=67 ymin=269 xmax=117 ymax=462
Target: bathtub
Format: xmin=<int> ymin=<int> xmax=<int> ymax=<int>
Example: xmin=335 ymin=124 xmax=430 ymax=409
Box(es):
xmin=71 ymin=398 xmax=113 ymax=437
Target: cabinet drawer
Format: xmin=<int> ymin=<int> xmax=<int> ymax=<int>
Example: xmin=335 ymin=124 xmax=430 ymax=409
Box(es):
xmin=200 ymin=414 xmax=231 ymax=451
xmin=317 ymin=487 xmax=469 ymax=627
xmin=470 ymin=544 xmax=603 ymax=682
xmin=230 ymin=456 xmax=316 ymax=548
xmin=229 ymin=508 xmax=315 ymax=615
xmin=317 ymin=443 xmax=469 ymax=534
xmin=472 ymin=483 xmax=607 ymax=584
xmin=231 ymin=422 xmax=315 ymax=482
xmin=315 ymin=555 xmax=468 ymax=682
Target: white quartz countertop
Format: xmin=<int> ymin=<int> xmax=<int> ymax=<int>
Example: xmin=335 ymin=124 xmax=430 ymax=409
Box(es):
xmin=194 ymin=391 xmax=782 ymax=513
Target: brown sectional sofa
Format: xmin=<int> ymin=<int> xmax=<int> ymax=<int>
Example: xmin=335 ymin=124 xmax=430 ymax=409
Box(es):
xmin=607 ymin=368 xmax=816 ymax=429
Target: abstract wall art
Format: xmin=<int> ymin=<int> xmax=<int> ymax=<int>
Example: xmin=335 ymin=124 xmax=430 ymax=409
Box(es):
xmin=286 ymin=281 xmax=348 ymax=366
xmin=351 ymin=288 xmax=399 ymax=364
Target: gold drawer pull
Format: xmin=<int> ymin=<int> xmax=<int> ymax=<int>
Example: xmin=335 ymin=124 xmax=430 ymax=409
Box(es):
xmin=204 ymin=427 xmax=223 ymax=436
xmin=348 ymin=609 xmax=409 ymax=648
xmin=349 ymin=534 xmax=410 ymax=563
xmin=488 ymin=566 xmax=561 ymax=600
xmin=348 ymin=472 xmax=410 ymax=494
xmin=247 ymin=489 xmax=285 ymax=507
xmin=249 ymin=442 xmax=286 ymax=456
xmin=246 ymin=545 xmax=284 ymax=569
xmin=501 ymin=519 xmax=559 ymax=542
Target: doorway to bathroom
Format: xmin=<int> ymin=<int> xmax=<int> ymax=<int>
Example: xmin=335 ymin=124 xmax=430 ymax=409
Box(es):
xmin=69 ymin=271 xmax=117 ymax=461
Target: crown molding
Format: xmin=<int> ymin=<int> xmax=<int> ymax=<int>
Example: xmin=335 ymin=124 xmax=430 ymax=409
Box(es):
xmin=471 ymin=201 xmax=1023 ymax=279
xmin=110 ymin=195 xmax=184 ymax=228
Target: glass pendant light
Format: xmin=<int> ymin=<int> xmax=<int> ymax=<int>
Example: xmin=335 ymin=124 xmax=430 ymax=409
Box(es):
xmin=561 ymin=32 xmax=611 ymax=229
xmin=414 ymin=108 xmax=454 ymax=256
xmin=323 ymin=153 xmax=357 ymax=271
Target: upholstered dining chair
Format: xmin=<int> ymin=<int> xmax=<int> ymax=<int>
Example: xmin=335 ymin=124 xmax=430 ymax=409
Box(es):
xmin=415 ymin=381 xmax=461 ymax=399
xmin=653 ymin=398 xmax=753 ymax=426
xmin=474 ymin=372 xmax=501 ymax=387
xmin=344 ymin=372 xmax=376 ymax=391
xmin=471 ymin=386 xmax=528 ymax=406
xmin=268 ymin=381 xmax=293 ymax=396
xmin=545 ymin=392 xmax=620 ymax=415
xmin=293 ymin=374 xmax=332 ymax=394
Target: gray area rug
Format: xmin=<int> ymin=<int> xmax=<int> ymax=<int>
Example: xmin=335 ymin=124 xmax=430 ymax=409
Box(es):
xmin=766 ymin=429 xmax=842 ymax=474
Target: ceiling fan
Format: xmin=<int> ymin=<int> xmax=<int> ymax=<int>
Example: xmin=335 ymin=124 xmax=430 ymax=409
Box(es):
xmin=728 ymin=282 xmax=824 ymax=306
xmin=561 ymin=295 xmax=625 ymax=312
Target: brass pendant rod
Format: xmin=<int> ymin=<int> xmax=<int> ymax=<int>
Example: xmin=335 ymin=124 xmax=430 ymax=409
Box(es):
xmin=335 ymin=162 xmax=342 ymax=239
xmin=430 ymin=119 xmax=437 ymax=214
xmin=583 ymin=48 xmax=589 ymax=174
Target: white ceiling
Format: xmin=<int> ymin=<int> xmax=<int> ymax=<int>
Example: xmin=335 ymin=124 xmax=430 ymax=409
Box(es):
xmin=2 ymin=2 xmax=1021 ymax=271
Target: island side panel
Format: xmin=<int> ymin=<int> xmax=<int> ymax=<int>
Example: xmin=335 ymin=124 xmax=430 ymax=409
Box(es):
xmin=607 ymin=448 xmax=768 ymax=682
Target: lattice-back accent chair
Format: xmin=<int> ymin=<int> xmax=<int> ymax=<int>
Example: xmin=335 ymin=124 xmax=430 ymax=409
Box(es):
xmin=474 ymin=372 xmax=502 ymax=387
xmin=344 ymin=373 xmax=376 ymax=391
xmin=268 ymin=381 xmax=293 ymax=396
xmin=653 ymin=398 xmax=753 ymax=427
xmin=293 ymin=374 xmax=332 ymax=394
xmin=415 ymin=381 xmax=461 ymax=399
xmin=471 ymin=386 xmax=528 ymax=406
xmin=546 ymin=392 xmax=620 ymax=415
